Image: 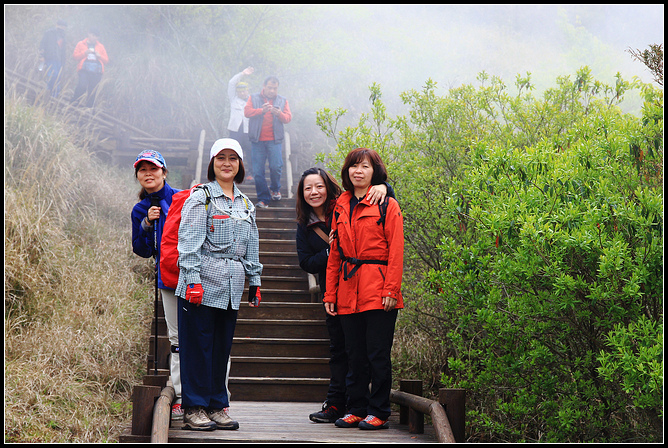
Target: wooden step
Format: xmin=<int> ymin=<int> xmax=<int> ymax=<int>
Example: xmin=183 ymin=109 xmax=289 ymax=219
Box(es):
xmin=256 ymin=217 xmax=298 ymax=230
xmin=259 ymin=228 xmax=297 ymax=240
xmin=255 ymin=207 xmax=296 ymax=219
xmin=229 ymin=356 xmax=329 ymax=378
xmin=260 ymin=263 xmax=306 ymax=277
xmin=228 ymin=377 xmax=329 ymax=402
xmin=231 ymin=337 xmax=329 ymax=358
xmin=235 ymin=319 xmax=328 ymax=339
xmin=252 ymin=276 xmax=309 ymax=291
xmin=259 ymin=251 xmax=301 ymax=266
xmin=249 ymin=289 xmax=312 ymax=302
xmin=260 ymin=238 xmax=298 ymax=253
xmin=237 ymin=302 xmax=324 ymax=320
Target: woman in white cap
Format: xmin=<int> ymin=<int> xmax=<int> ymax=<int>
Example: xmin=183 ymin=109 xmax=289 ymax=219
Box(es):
xmin=130 ymin=149 xmax=185 ymax=421
xmin=175 ymin=138 xmax=263 ymax=431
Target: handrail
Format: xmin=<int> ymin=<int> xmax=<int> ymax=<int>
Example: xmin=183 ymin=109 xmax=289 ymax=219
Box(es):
xmin=284 ymin=132 xmax=293 ymax=199
xmin=150 ymin=385 xmax=174 ymax=443
xmin=390 ymin=389 xmax=456 ymax=443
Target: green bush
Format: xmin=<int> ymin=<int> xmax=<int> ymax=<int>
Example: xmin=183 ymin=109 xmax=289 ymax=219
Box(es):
xmin=317 ymin=68 xmax=663 ymax=442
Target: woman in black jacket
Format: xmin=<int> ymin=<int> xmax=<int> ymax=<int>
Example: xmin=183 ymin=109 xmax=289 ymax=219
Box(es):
xmin=295 ymin=167 xmax=393 ymax=423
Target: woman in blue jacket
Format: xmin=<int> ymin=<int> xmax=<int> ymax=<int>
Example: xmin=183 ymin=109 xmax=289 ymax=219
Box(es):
xmin=130 ymin=149 xmax=184 ymax=420
xmin=295 ymin=167 xmax=392 ymax=424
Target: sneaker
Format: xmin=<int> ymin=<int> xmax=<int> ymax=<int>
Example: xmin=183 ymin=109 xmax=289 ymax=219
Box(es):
xmin=256 ymin=201 xmax=269 ymax=208
xmin=207 ymin=408 xmax=239 ymax=430
xmin=171 ymin=402 xmax=184 ymax=421
xmin=358 ymin=414 xmax=389 ymax=430
xmin=271 ymin=191 xmax=281 ymax=201
xmin=334 ymin=413 xmax=364 ymax=428
xmin=309 ymin=402 xmax=344 ymax=423
xmin=183 ymin=406 xmax=217 ymax=431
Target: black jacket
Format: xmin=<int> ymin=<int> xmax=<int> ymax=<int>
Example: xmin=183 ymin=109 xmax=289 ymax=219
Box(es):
xmin=39 ymin=27 xmax=66 ymax=65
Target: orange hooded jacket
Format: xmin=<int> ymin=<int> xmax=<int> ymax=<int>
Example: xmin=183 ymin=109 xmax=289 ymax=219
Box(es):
xmin=72 ymin=38 xmax=109 ymax=73
xmin=324 ymin=189 xmax=404 ymax=315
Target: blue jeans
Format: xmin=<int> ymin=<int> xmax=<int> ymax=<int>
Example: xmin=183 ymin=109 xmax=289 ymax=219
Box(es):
xmin=44 ymin=60 xmax=62 ymax=98
xmin=251 ymin=140 xmax=283 ymax=204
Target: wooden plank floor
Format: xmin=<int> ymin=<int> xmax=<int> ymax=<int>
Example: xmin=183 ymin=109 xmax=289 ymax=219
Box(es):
xmin=167 ymin=401 xmax=437 ymax=443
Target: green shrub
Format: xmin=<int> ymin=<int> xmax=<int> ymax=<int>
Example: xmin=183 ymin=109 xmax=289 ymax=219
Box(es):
xmin=318 ymin=68 xmax=663 ymax=442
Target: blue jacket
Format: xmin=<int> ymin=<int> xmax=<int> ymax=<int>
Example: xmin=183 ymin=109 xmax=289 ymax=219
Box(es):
xmin=131 ymin=182 xmax=181 ymax=290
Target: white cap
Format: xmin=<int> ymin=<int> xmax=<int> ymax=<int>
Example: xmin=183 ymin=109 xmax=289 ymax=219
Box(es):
xmin=209 ymin=138 xmax=243 ymax=161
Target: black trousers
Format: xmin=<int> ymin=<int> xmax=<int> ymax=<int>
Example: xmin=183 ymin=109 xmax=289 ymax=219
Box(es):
xmin=325 ymin=311 xmax=348 ymax=408
xmin=340 ymin=308 xmax=398 ymax=420
xmin=71 ymin=70 xmax=102 ymax=107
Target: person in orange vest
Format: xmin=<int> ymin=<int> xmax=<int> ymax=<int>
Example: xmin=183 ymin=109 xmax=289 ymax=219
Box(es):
xmin=324 ymin=148 xmax=404 ymax=430
xmin=70 ymin=27 xmax=108 ymax=107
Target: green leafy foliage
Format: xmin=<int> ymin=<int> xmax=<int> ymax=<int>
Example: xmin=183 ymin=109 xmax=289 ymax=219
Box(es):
xmin=317 ymin=68 xmax=663 ymax=442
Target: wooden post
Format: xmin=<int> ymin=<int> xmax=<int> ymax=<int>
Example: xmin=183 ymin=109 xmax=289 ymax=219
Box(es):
xmin=439 ymin=388 xmax=466 ymax=443
xmin=191 ymin=129 xmax=206 ymax=187
xmin=399 ymin=379 xmax=424 ymax=434
xmin=131 ymin=385 xmax=161 ymax=436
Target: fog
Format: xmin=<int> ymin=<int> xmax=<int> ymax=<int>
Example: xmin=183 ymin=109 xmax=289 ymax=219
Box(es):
xmin=4 ymin=4 xmax=664 ymax=142
xmin=293 ymin=4 xmax=663 ymax=99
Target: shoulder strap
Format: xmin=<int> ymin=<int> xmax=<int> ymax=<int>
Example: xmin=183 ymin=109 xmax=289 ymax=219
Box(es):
xmin=193 ymin=184 xmax=212 ymax=211
xmin=313 ymin=226 xmax=329 ymax=243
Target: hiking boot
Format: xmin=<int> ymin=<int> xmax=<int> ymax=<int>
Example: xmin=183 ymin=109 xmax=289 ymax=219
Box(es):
xmin=256 ymin=201 xmax=269 ymax=208
xmin=207 ymin=408 xmax=239 ymax=430
xmin=171 ymin=402 xmax=184 ymax=421
xmin=358 ymin=414 xmax=389 ymax=430
xmin=182 ymin=406 xmax=217 ymax=431
xmin=334 ymin=413 xmax=364 ymax=428
xmin=271 ymin=191 xmax=281 ymax=201
xmin=309 ymin=402 xmax=344 ymax=423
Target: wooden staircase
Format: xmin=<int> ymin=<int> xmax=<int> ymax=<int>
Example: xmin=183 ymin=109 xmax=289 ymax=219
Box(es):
xmin=231 ymin=184 xmax=330 ymax=402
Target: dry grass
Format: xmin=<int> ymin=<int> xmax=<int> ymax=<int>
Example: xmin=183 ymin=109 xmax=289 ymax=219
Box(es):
xmin=4 ymin=98 xmax=154 ymax=442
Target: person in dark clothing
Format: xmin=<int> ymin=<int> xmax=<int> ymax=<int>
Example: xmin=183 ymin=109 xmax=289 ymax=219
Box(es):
xmin=38 ymin=19 xmax=67 ymax=98
xmin=70 ymin=27 xmax=108 ymax=107
xmin=295 ymin=167 xmax=392 ymax=424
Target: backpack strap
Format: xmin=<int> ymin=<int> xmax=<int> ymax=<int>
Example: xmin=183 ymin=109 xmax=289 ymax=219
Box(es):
xmin=376 ymin=197 xmax=389 ymax=228
xmin=193 ymin=184 xmax=212 ymax=211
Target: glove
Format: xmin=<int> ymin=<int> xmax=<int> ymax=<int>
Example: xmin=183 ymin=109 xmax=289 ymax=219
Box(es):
xmin=186 ymin=283 xmax=203 ymax=305
xmin=248 ymin=285 xmax=261 ymax=307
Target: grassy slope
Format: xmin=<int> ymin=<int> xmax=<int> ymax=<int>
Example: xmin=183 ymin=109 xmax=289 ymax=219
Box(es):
xmin=4 ymin=99 xmax=154 ymax=442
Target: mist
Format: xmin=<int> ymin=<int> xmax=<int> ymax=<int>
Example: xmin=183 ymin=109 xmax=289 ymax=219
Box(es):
xmin=4 ymin=4 xmax=664 ymax=146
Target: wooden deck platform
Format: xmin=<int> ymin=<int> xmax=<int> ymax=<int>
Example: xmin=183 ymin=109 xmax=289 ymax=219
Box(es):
xmin=164 ymin=401 xmax=437 ymax=443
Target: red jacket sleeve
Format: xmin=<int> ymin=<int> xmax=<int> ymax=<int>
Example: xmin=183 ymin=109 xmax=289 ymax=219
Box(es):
xmin=244 ymin=96 xmax=263 ymax=118
xmin=381 ymin=198 xmax=404 ymax=300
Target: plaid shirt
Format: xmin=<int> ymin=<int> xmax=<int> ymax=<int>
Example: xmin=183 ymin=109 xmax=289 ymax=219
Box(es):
xmin=175 ymin=181 xmax=262 ymax=310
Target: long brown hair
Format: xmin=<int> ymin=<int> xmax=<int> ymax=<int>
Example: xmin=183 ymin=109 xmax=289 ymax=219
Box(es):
xmin=340 ymin=148 xmax=387 ymax=192
xmin=296 ymin=167 xmax=342 ymax=226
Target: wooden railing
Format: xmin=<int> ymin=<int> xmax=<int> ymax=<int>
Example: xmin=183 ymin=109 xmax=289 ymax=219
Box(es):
xmin=391 ymin=380 xmax=466 ymax=443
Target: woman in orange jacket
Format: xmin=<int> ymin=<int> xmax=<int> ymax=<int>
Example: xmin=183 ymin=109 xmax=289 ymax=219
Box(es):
xmin=324 ymin=147 xmax=404 ymax=430
xmin=70 ymin=27 xmax=109 ymax=107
